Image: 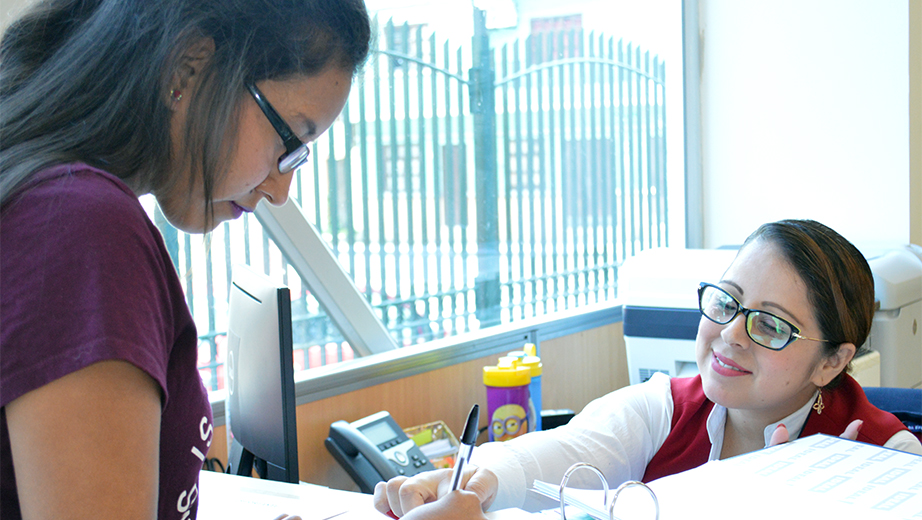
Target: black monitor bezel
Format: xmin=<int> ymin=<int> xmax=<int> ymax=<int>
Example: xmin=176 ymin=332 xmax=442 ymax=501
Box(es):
xmin=224 ymin=264 xmax=299 ymax=483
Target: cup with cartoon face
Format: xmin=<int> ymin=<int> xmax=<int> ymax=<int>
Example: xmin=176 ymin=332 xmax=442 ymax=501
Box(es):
xmin=483 ymin=362 xmax=531 ymax=442
xmin=490 ymin=403 xmax=529 ymax=441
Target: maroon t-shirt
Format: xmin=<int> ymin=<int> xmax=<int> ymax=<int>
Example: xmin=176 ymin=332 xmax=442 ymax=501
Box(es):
xmin=1 ymin=163 xmax=213 ymax=519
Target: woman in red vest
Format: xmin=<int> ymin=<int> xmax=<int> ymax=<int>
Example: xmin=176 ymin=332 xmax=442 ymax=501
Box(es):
xmin=374 ymin=219 xmax=922 ymax=519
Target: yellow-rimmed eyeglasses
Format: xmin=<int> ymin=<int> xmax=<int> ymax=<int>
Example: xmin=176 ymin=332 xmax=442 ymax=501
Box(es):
xmin=697 ymin=282 xmax=830 ymax=350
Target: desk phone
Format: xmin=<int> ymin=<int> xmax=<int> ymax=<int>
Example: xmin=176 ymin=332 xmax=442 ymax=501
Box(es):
xmin=325 ymin=411 xmax=435 ymax=493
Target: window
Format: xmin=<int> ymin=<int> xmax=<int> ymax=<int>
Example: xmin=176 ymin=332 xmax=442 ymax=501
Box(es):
xmin=141 ymin=0 xmax=685 ymax=397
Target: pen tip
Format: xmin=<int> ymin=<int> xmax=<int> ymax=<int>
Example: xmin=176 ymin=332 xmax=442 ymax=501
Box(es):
xmin=461 ymin=404 xmax=480 ymax=444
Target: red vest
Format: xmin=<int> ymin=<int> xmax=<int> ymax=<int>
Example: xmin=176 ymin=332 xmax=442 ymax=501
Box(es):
xmin=641 ymin=375 xmax=908 ymax=483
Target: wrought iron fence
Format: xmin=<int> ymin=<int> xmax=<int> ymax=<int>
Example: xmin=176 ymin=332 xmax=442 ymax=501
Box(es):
xmin=154 ymin=9 xmax=669 ymax=392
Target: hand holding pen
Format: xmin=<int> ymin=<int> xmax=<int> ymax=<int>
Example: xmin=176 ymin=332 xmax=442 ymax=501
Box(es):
xmin=374 ymin=404 xmax=495 ymax=519
xmin=448 ymin=404 xmax=479 ymax=492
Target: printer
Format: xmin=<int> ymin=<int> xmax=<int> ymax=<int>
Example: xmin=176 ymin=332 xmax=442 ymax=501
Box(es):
xmin=619 ymin=248 xmax=736 ymax=386
xmin=620 ymin=245 xmax=922 ymax=389
xmin=865 ymin=245 xmax=922 ymax=388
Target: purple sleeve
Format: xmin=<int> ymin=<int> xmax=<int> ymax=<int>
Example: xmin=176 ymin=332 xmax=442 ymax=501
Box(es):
xmin=1 ymin=166 xmax=179 ymax=406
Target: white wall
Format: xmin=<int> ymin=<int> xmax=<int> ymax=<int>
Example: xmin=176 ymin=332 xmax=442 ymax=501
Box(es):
xmin=698 ymin=0 xmax=912 ymax=249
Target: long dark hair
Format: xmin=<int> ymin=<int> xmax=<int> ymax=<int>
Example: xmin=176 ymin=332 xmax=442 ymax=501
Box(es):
xmin=742 ymin=219 xmax=876 ymax=388
xmin=0 ymin=0 xmax=371 ymax=222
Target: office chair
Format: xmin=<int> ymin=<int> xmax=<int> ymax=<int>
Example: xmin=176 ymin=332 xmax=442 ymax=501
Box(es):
xmin=863 ymin=386 xmax=922 ymax=442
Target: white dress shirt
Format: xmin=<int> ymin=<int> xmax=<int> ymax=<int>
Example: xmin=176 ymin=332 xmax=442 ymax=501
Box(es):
xmin=471 ymin=372 xmax=922 ymax=511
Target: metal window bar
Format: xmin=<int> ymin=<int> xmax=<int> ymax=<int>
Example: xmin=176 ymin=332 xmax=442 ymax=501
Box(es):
xmin=151 ymin=12 xmax=669 ymax=392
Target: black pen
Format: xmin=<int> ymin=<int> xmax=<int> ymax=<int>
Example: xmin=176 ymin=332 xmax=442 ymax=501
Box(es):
xmin=449 ymin=403 xmax=480 ymax=492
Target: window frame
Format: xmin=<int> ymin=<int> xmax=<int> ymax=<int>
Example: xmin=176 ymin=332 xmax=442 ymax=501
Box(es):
xmin=209 ymin=296 xmax=622 ymax=425
xmin=203 ymin=0 xmax=699 ymax=423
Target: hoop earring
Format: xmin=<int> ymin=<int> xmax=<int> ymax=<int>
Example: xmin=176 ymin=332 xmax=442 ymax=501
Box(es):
xmin=812 ymin=391 xmax=824 ymax=415
xmin=170 ymin=89 xmax=183 ymax=102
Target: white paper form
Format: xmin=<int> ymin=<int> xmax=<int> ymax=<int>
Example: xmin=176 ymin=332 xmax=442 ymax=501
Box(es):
xmin=721 ymin=434 xmax=922 ymax=517
xmin=198 ymin=470 xmax=535 ymax=520
xmin=532 ymin=434 xmax=922 ymax=520
xmin=197 ymin=470 xmax=366 ymax=519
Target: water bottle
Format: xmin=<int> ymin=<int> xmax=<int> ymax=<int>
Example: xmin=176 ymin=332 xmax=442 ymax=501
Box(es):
xmin=483 ymin=359 xmax=531 ymax=442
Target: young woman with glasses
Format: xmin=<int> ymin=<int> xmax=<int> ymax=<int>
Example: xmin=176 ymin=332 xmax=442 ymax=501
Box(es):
xmin=373 ymin=219 xmax=922 ymax=519
xmin=0 ymin=1 xmax=369 ymax=518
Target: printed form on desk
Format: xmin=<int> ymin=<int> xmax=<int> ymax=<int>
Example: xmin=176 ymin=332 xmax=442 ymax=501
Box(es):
xmin=530 ymin=434 xmax=922 ymax=520
xmin=197 ymin=470 xmax=367 ymax=519
xmin=196 ymin=469 xmax=533 ymax=519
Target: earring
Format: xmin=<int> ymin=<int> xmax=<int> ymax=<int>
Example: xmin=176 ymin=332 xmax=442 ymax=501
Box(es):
xmin=812 ymin=391 xmax=825 ymax=415
xmin=170 ymin=89 xmax=183 ymax=102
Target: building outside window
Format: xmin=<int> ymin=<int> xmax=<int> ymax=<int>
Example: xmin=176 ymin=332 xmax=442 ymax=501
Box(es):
xmin=138 ymin=0 xmax=686 ymax=395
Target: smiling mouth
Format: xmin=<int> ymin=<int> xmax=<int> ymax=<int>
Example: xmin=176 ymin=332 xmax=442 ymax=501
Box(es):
xmin=714 ymin=353 xmax=751 ymax=373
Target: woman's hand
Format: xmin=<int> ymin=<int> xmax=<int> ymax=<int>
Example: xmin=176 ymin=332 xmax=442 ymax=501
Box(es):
xmin=401 ymin=490 xmax=489 ymax=520
xmin=768 ymin=419 xmax=863 ymax=447
xmin=838 ymin=419 xmax=864 ymax=441
xmin=372 ymin=466 xmax=498 ymax=518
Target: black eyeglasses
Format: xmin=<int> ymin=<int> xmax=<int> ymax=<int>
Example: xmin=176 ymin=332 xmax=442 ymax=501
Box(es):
xmin=697 ymin=282 xmax=828 ymax=351
xmin=246 ymin=83 xmax=311 ymax=174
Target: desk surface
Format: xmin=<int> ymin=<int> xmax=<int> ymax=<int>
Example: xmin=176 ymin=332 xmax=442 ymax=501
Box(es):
xmin=197 ymin=470 xmax=372 ymax=519
xmin=199 ymin=435 xmax=922 ymax=519
xmin=197 ymin=471 xmax=530 ymax=519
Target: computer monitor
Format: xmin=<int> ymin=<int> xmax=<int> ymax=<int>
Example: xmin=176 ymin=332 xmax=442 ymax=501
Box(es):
xmin=225 ymin=263 xmax=299 ymax=483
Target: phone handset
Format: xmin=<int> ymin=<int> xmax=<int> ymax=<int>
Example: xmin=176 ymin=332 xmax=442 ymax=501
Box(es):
xmin=327 ymin=420 xmax=398 ymax=481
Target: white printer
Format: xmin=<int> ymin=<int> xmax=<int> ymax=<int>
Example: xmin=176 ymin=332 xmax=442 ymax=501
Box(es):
xmin=865 ymin=245 xmax=922 ymax=388
xmin=620 ymin=248 xmax=737 ymax=386
xmin=620 ymin=245 xmax=922 ymax=389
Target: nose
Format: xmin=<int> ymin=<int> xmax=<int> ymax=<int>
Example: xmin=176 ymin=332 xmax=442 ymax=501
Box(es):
xmin=720 ymin=312 xmax=751 ymax=349
xmin=257 ymin=170 xmax=294 ymax=206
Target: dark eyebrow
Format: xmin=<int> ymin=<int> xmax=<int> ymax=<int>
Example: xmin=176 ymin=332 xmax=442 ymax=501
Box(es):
xmin=720 ymin=279 xmax=806 ymax=325
xmin=762 ymin=302 xmax=805 ymax=326
xmin=720 ymin=280 xmax=744 ymax=295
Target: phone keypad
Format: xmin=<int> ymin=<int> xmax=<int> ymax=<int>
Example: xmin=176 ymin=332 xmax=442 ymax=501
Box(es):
xmin=411 ymin=453 xmax=427 ymax=468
